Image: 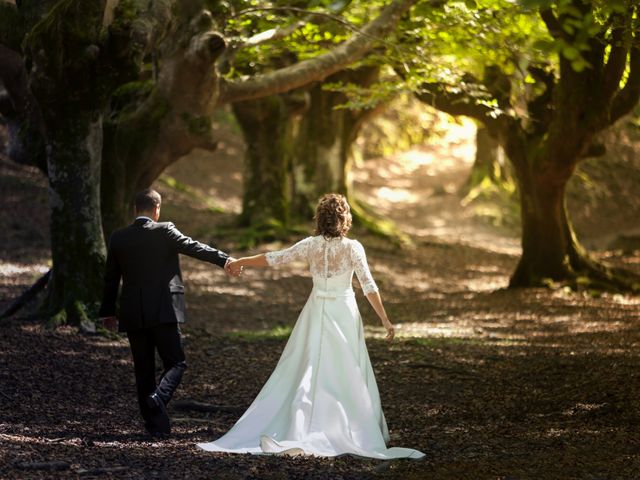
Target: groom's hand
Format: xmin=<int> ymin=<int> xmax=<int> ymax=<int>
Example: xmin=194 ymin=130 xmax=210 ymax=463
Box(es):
xmin=224 ymin=258 xmax=243 ymax=277
xmin=100 ymin=316 xmax=118 ymax=332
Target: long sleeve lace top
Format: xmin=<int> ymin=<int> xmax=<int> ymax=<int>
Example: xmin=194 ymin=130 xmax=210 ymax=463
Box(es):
xmin=265 ymin=235 xmax=379 ymax=295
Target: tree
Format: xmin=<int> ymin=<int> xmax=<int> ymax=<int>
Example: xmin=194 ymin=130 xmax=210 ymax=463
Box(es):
xmin=0 ymin=0 xmax=152 ymax=325
xmin=290 ymin=66 xmax=382 ymax=219
xmin=0 ymin=0 xmax=417 ymax=324
xmin=232 ymin=93 xmax=302 ymax=229
xmin=220 ymin=1 xmax=408 ymax=230
xmin=462 ymin=124 xmax=511 ymax=195
xmin=404 ymin=0 xmax=640 ymax=289
xmin=101 ymin=0 xmax=418 ymax=238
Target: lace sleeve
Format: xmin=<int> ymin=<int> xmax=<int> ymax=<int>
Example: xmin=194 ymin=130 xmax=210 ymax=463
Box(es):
xmin=265 ymin=237 xmax=312 ymax=266
xmin=351 ymin=240 xmax=379 ymax=295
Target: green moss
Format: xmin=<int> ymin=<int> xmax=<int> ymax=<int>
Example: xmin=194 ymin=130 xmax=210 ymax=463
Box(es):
xmin=159 ymin=174 xmax=224 ymax=213
xmin=225 ymin=325 xmax=293 ymax=341
xmin=349 ymin=197 xmax=411 ymax=247
xmin=180 ymin=112 xmax=213 ymax=137
xmin=48 ymin=308 xmax=67 ymax=329
xmin=111 ymin=0 xmax=138 ymax=25
xmin=106 ymin=93 xmax=170 ymax=160
xmin=461 ymin=175 xmax=519 ymax=229
xmin=215 ymin=220 xmax=309 ymax=250
xmin=112 ymin=80 xmax=155 ymax=101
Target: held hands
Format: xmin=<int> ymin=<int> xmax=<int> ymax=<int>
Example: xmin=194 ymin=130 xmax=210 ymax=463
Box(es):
xmin=383 ymin=320 xmax=395 ymax=342
xmin=225 ymin=257 xmax=244 ymax=278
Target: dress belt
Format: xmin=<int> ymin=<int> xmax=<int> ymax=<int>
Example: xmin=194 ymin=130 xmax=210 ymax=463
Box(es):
xmin=314 ymin=288 xmax=355 ymax=299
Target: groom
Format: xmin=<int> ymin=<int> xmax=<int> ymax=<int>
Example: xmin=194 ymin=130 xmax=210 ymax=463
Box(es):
xmin=99 ymin=188 xmax=240 ymax=438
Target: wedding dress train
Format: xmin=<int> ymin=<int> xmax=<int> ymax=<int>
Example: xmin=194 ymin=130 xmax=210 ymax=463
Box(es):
xmin=197 ymin=236 xmax=425 ymax=459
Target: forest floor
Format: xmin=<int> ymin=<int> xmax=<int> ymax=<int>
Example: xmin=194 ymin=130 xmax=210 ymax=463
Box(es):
xmin=1 ymin=118 xmax=640 ymax=479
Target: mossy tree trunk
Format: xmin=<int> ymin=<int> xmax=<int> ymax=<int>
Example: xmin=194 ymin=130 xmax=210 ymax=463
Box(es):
xmin=45 ymin=115 xmax=106 ymax=324
xmin=101 ymin=11 xmax=226 ymax=238
xmin=291 ymin=67 xmax=381 ymax=220
xmin=0 ymin=0 xmax=418 ymax=324
xmin=463 ymin=124 xmax=510 ymax=193
xmin=232 ymin=96 xmax=297 ymax=228
xmin=23 ymin=1 xmax=111 ymax=323
xmin=415 ymin=1 xmax=640 ymax=290
xmin=13 ymin=0 xmax=145 ymax=323
xmin=505 ymin=142 xmax=577 ymax=285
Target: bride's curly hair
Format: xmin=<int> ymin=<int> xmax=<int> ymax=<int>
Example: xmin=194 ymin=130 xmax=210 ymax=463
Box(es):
xmin=314 ymin=193 xmax=352 ymax=238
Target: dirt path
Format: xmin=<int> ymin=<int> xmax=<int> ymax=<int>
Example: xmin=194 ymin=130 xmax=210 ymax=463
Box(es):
xmin=353 ymin=118 xmax=521 ymax=256
xmin=1 ymin=119 xmax=640 ymax=478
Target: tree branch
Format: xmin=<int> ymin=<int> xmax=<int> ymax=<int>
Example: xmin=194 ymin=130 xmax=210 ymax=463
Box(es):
xmin=540 ymin=8 xmax=565 ymax=40
xmin=526 ymin=65 xmax=555 ymax=134
xmin=217 ymin=0 xmax=418 ymax=105
xmin=106 ymin=10 xmax=226 ymax=194
xmin=602 ymin=15 xmax=631 ymax=101
xmin=415 ymin=82 xmax=499 ymax=127
xmin=579 ymin=142 xmax=606 ymax=158
xmin=610 ymin=41 xmax=640 ymax=124
xmin=229 ymin=6 xmax=362 ymax=38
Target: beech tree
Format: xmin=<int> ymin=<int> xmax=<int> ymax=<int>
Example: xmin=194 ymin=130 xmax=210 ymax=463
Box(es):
xmin=222 ymin=2 xmax=397 ymax=230
xmin=0 ymin=0 xmax=416 ymax=324
xmin=463 ymin=125 xmax=511 ymax=195
xmin=402 ymin=0 xmax=640 ymax=289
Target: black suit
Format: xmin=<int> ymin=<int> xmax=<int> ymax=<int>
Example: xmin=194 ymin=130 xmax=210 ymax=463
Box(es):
xmin=99 ymin=217 xmax=229 ymax=429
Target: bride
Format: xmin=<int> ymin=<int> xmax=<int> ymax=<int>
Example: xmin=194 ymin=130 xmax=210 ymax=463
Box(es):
xmin=197 ymin=194 xmax=425 ymax=460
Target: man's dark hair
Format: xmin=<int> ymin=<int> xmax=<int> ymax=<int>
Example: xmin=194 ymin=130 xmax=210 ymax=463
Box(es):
xmin=134 ymin=188 xmax=162 ymax=213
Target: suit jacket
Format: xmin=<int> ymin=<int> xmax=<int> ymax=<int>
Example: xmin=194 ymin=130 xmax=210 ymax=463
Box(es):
xmin=99 ymin=218 xmax=229 ymax=332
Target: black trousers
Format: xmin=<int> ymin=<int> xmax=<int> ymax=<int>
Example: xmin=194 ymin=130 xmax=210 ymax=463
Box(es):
xmin=127 ymin=323 xmax=187 ymax=427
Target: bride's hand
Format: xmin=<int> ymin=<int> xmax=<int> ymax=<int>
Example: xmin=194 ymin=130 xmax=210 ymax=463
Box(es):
xmin=225 ymin=258 xmax=244 ymax=277
xmin=384 ymin=323 xmax=395 ymax=342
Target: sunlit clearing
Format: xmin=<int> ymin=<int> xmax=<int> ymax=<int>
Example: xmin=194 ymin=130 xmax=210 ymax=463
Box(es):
xmin=375 ymin=186 xmax=417 ymax=203
xmin=365 ymin=323 xmax=479 ymax=339
xmin=0 ymin=261 xmax=49 ymax=277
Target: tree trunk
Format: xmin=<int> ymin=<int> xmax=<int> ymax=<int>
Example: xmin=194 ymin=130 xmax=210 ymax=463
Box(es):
xmin=464 ymin=125 xmax=509 ymax=193
xmin=510 ymin=176 xmax=573 ymax=286
xmin=101 ymin=92 xmax=172 ymax=238
xmin=45 ymin=114 xmax=106 ymax=325
xmin=291 ymin=67 xmax=379 ymax=220
xmin=290 ymin=87 xmax=352 ymax=219
xmin=99 ymin=20 xmax=227 ymax=239
xmin=233 ymin=96 xmax=293 ymax=227
xmin=101 ymin=120 xmax=133 ymax=239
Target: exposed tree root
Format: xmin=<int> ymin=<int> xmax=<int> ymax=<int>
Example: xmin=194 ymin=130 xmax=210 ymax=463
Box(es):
xmin=509 ymin=252 xmax=640 ymax=293
xmin=0 ymin=269 xmax=50 ymax=319
xmin=348 ymin=195 xmax=412 ymax=247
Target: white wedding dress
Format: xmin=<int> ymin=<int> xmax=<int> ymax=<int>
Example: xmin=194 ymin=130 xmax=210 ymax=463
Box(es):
xmin=197 ymin=235 xmax=425 ymax=460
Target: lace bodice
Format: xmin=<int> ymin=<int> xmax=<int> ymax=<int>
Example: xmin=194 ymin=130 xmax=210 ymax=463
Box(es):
xmin=265 ymin=236 xmax=379 ymax=295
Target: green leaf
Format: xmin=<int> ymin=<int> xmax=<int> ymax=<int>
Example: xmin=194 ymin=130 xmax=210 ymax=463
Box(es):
xmin=532 ymin=39 xmax=556 ymax=52
xmin=518 ymin=0 xmax=554 ymax=9
xmin=571 ymin=58 xmax=589 ymax=72
xmin=562 ymin=45 xmax=579 ymax=60
xmin=560 ymin=5 xmax=582 ymax=18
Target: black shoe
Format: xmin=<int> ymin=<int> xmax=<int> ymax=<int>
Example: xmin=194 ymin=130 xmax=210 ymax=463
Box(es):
xmin=145 ymin=424 xmax=169 ymax=440
xmin=146 ymin=393 xmax=171 ymax=435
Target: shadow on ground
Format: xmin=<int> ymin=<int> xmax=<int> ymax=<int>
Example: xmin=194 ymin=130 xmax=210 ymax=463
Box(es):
xmin=1 ymin=123 xmax=640 ymax=478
